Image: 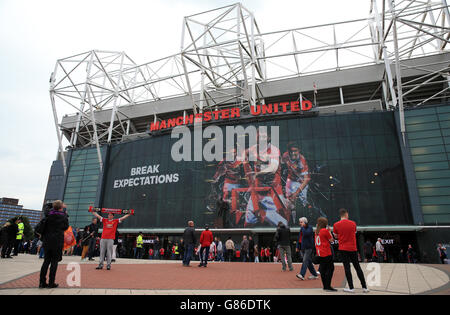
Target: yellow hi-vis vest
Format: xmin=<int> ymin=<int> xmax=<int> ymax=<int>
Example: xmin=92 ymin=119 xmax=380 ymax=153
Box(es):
xmin=136 ymin=235 xmax=143 ymax=248
xmin=16 ymin=222 xmax=24 ymax=240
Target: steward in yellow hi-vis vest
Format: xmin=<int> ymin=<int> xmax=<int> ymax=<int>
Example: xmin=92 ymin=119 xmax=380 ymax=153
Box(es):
xmin=16 ymin=222 xmax=24 ymax=240
xmin=13 ymin=218 xmax=24 ymax=256
xmin=137 ymin=235 xmax=143 ymax=248
xmin=135 ymin=232 xmax=144 ymax=259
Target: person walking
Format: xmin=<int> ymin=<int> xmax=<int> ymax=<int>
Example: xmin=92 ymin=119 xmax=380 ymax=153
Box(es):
xmin=240 ymin=235 xmax=249 ymax=262
xmin=375 ymin=238 xmax=384 ymax=263
xmin=248 ymin=236 xmax=255 ymax=262
xmin=274 ymin=221 xmax=294 ymax=271
xmin=92 ymin=211 xmax=132 ymax=270
xmin=199 ymin=225 xmax=213 ymax=267
xmin=437 ymin=243 xmax=447 ymax=264
xmin=112 ymin=230 xmax=119 ymax=262
xmin=209 ymin=241 xmax=216 ymax=262
xmin=80 ymin=225 xmax=92 ymax=260
xmin=259 ymin=245 xmax=265 ymax=262
xmin=148 ymin=247 xmax=154 ymax=260
xmin=407 ymin=244 xmax=416 ymax=263
xmin=178 ymin=239 xmax=184 ymax=261
xmin=1 ymin=221 xmax=18 ymax=259
xmin=254 ymin=244 xmax=260 ymax=263
xmin=39 ymin=200 xmax=69 ymax=288
xmin=87 ymin=217 xmax=99 ymax=261
xmin=13 ymin=218 xmax=24 ymax=256
xmin=364 ymin=239 xmax=373 ymax=262
xmin=182 ymin=221 xmax=196 ymax=267
xmin=296 ymin=217 xmax=319 ymax=280
xmin=265 ymin=247 xmax=271 ymax=262
xmin=225 ymin=237 xmax=235 ymax=262
xmin=216 ymin=237 xmax=224 ymax=262
xmin=315 ymin=217 xmax=336 ymax=292
xmin=333 ymin=208 xmax=369 ymax=293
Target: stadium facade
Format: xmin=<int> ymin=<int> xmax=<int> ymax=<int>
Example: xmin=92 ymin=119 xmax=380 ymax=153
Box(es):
xmin=44 ymin=1 xmax=450 ymax=263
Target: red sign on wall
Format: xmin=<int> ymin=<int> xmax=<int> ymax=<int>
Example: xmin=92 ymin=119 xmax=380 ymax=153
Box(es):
xmin=150 ymin=100 xmax=313 ymax=132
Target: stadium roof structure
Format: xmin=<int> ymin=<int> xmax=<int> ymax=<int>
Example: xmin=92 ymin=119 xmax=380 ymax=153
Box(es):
xmin=49 ymin=0 xmax=450 ymax=173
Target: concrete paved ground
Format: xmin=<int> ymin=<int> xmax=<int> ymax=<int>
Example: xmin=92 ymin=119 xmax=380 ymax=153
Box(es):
xmin=0 ymin=254 xmax=448 ymax=295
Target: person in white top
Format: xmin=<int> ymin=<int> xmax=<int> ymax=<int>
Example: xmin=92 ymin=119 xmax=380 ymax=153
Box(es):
xmin=375 ymin=238 xmax=384 ymax=263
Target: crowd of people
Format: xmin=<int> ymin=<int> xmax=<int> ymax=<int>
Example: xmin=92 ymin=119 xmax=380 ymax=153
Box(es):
xmin=1 ymin=200 xmax=448 ymax=291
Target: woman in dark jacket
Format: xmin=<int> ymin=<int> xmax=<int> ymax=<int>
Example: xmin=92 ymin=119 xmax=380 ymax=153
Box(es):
xmin=39 ymin=200 xmax=69 ymax=288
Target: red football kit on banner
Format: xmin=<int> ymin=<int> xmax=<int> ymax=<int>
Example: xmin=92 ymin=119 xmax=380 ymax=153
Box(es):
xmin=333 ymin=219 xmax=357 ymax=252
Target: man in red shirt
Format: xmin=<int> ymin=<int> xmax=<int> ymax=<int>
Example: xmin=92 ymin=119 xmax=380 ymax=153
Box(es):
xmin=332 ymin=208 xmax=369 ymax=293
xmin=92 ymin=211 xmax=132 ymax=270
xmin=199 ymin=225 xmax=213 ymax=267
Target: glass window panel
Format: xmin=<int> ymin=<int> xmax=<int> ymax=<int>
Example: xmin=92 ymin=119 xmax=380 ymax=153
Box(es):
xmin=410 ymin=145 xmax=446 ymax=156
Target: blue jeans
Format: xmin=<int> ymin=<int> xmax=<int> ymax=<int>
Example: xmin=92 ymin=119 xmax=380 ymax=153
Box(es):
xmin=300 ymin=248 xmax=318 ymax=277
xmin=183 ymin=244 xmax=194 ymax=266
xmin=39 ymin=247 xmax=45 ymax=258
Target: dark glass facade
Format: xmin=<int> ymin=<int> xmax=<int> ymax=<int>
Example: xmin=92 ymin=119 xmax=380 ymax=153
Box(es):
xmin=97 ymin=111 xmax=413 ymax=230
xmin=405 ymin=105 xmax=450 ymax=224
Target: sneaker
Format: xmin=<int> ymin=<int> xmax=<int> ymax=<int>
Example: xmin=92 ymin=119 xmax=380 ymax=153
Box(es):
xmin=343 ymin=288 xmax=355 ymax=293
xmin=198 ymin=263 xmax=203 ymax=267
xmin=324 ymin=287 xmax=338 ymax=292
xmin=96 ymin=266 xmax=103 ymax=270
xmin=296 ymin=274 xmax=305 ymax=280
xmin=308 ymin=275 xmax=319 ymax=280
xmin=363 ymin=288 xmax=370 ymax=293
xmin=107 ymin=265 xmax=111 ymax=270
xmin=47 ymin=283 xmax=59 ymax=289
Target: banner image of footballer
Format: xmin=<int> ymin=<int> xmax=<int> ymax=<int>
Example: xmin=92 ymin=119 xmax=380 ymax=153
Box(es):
xmin=207 ymin=131 xmax=335 ymax=228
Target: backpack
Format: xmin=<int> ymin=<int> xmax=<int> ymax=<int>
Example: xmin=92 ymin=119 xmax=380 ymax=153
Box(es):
xmin=34 ymin=217 xmax=47 ymax=236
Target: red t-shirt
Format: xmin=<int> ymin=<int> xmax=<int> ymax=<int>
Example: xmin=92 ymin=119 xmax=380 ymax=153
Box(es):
xmin=100 ymin=218 xmax=120 ymax=239
xmin=315 ymin=228 xmax=332 ymax=257
xmin=333 ymin=219 xmax=357 ymax=252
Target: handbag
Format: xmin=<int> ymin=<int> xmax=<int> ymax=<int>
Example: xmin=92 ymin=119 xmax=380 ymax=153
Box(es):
xmin=312 ymin=249 xmax=320 ymax=265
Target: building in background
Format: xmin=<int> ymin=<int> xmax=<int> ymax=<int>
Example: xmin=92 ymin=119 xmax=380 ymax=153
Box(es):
xmin=43 ymin=2 xmax=450 ymax=263
xmin=0 ymin=198 xmax=42 ymax=228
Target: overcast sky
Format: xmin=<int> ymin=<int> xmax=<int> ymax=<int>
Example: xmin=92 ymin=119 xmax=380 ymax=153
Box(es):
xmin=0 ymin=0 xmax=370 ymax=210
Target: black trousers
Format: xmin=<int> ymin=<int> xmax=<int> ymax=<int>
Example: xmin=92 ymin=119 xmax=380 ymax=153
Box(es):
xmin=88 ymin=238 xmax=96 ymax=259
xmin=1 ymin=240 xmax=14 ymax=257
xmin=13 ymin=239 xmax=21 ymax=255
xmin=39 ymin=247 xmax=62 ymax=285
xmin=318 ymin=255 xmax=334 ymax=290
xmin=200 ymin=246 xmax=210 ymax=265
xmin=226 ymin=249 xmax=234 ymax=261
xmin=340 ymin=250 xmax=367 ymax=289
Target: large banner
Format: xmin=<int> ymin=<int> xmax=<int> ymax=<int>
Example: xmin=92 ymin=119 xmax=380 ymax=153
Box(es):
xmin=102 ymin=111 xmax=413 ymax=229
